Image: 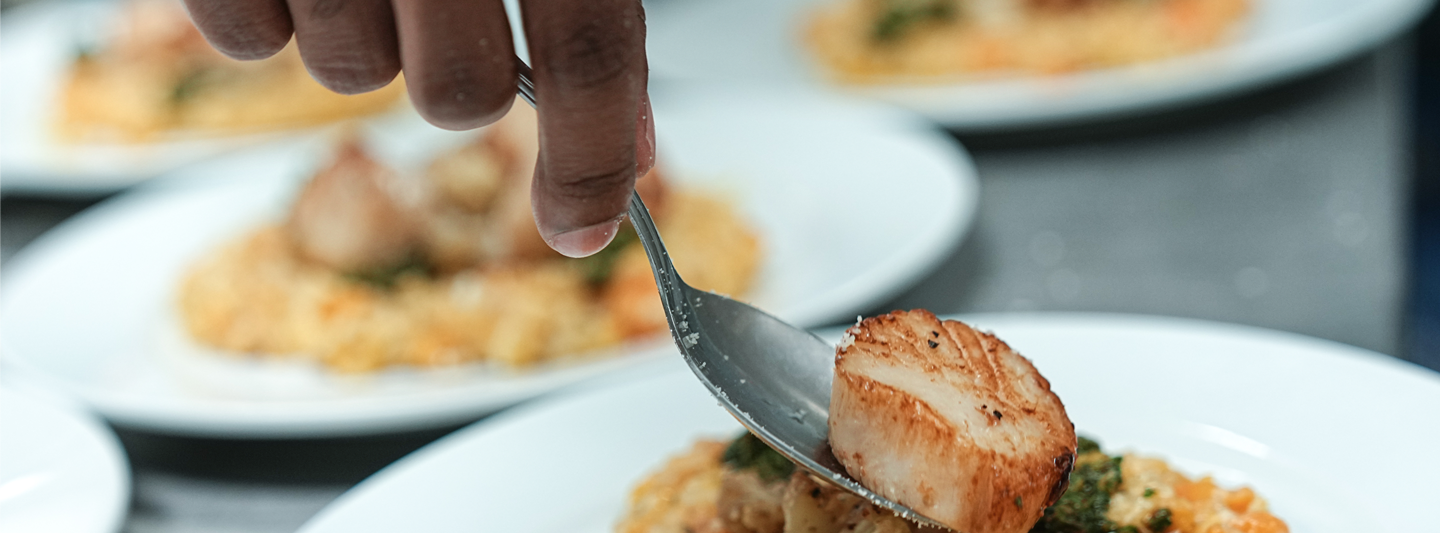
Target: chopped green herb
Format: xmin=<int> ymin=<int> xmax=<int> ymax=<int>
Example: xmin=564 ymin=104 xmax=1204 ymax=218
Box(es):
xmin=1146 ymin=509 xmax=1173 ymax=533
xmin=1076 ymin=436 xmax=1101 ymax=456
xmin=74 ymin=44 xmax=96 ymax=62
xmin=1015 ymin=496 xmax=1024 ymax=509
xmin=872 ymin=0 xmax=954 ymax=42
xmin=1116 ymin=527 xmax=1139 ymax=533
xmin=573 ymin=223 xmax=638 ymax=285
xmin=1030 ymin=436 xmax=1124 ymax=533
xmin=722 ymin=432 xmax=795 ymax=483
xmin=169 ymin=68 xmax=212 ymax=106
xmin=344 ymin=255 xmax=432 ymax=289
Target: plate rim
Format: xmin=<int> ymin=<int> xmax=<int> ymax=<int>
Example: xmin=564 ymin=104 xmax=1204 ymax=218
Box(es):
xmin=0 ymin=386 xmax=131 ymax=533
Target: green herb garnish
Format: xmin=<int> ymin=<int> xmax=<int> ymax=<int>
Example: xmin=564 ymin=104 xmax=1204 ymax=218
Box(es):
xmin=1146 ymin=509 xmax=1173 ymax=533
xmin=722 ymin=432 xmax=795 ymax=483
xmin=872 ymin=0 xmax=953 ymax=43
xmin=344 ymin=255 xmax=432 ymax=289
xmin=573 ymin=223 xmax=638 ymax=285
xmin=169 ymin=68 xmax=212 ymax=105
xmin=74 ymin=44 xmax=96 ymax=63
xmin=1030 ymin=436 xmax=1125 ymax=533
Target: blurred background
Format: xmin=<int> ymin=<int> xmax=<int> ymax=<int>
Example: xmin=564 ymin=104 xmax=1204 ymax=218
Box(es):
xmin=2 ymin=0 xmax=1438 ymax=530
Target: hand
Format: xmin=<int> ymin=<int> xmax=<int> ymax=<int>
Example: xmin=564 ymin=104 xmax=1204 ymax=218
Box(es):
xmin=182 ymin=0 xmax=656 ymax=257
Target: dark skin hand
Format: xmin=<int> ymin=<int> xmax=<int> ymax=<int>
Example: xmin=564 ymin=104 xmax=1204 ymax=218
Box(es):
xmin=182 ymin=0 xmax=656 ymax=257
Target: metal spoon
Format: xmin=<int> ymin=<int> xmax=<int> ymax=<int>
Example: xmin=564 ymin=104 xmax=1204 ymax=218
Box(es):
xmin=514 ymin=60 xmax=948 ymax=530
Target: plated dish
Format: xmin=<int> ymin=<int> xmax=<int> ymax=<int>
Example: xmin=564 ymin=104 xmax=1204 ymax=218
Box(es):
xmin=58 ymin=0 xmax=403 ymax=142
xmin=0 ymin=386 xmax=130 ymax=533
xmin=294 ymin=313 xmax=1440 ymax=533
xmin=622 ymin=310 xmax=1287 ymax=533
xmin=0 ymin=0 xmax=407 ymax=193
xmin=178 ymin=104 xmax=758 ymax=373
xmin=806 ymin=0 xmax=1248 ymax=82
xmin=0 ymin=88 xmax=978 ymax=436
xmin=621 ymin=433 xmax=1285 ymax=533
xmin=646 ymin=0 xmax=1433 ymax=128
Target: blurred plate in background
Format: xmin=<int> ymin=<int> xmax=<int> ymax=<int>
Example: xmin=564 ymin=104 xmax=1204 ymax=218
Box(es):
xmin=295 ymin=313 xmax=1440 ymax=533
xmin=0 ymin=88 xmax=978 ymax=437
xmin=0 ymin=0 xmax=410 ymax=196
xmin=647 ymin=0 xmax=1434 ymax=129
xmin=0 ymin=386 xmax=130 ymax=533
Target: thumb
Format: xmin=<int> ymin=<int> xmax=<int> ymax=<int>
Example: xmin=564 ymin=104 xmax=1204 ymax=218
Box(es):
xmin=533 ymin=93 xmax=656 ymax=258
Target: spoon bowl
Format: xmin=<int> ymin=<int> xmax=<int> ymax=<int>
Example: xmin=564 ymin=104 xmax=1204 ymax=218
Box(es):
xmin=512 ymin=59 xmax=946 ymax=530
xmin=625 ymin=192 xmax=949 ymax=530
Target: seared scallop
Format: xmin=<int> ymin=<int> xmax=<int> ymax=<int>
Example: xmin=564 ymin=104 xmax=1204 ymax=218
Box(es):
xmin=285 ymin=138 xmax=419 ymax=272
xmin=829 ymin=310 xmax=1076 ymax=533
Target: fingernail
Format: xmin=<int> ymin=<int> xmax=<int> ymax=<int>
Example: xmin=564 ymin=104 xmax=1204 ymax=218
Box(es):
xmin=545 ymin=216 xmax=624 ymax=258
xmin=636 ymin=94 xmax=656 ymax=177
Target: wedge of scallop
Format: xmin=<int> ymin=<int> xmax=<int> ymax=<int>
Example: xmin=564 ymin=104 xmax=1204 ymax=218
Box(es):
xmin=285 ymin=138 xmax=419 ymax=272
xmin=829 ymin=310 xmax=1076 ymax=533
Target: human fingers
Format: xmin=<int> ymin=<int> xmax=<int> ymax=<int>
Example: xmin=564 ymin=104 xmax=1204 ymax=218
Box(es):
xmin=520 ymin=0 xmax=648 ymax=258
xmin=285 ymin=0 xmax=401 ymax=94
xmin=182 ymin=0 xmax=294 ymax=60
xmin=392 ymin=0 xmax=517 ymax=130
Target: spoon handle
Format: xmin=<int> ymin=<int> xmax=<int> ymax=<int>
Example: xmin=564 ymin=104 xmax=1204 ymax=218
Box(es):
xmin=515 ymin=58 xmax=538 ymax=108
xmin=626 ymin=191 xmax=697 ymax=342
xmin=511 ymin=57 xmax=695 ymax=349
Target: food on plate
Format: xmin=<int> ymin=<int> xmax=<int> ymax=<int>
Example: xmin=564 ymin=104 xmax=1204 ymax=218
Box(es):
xmin=829 ymin=310 xmax=1076 ymax=533
xmin=804 ymin=0 xmax=1249 ymax=82
xmin=56 ymin=0 xmax=404 ymax=141
xmin=618 ymin=433 xmax=1289 ymax=533
xmin=177 ymin=104 xmax=761 ymax=372
xmin=618 ymin=310 xmax=1288 ymax=533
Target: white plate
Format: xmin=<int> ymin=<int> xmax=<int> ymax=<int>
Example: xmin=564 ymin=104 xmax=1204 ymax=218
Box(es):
xmin=0 ymin=385 xmax=130 ymax=533
xmin=0 ymin=0 xmax=410 ymax=195
xmin=0 ymin=88 xmax=978 ymax=437
xmin=296 ymin=313 xmax=1440 ymax=533
xmin=646 ymin=0 xmax=1434 ymax=129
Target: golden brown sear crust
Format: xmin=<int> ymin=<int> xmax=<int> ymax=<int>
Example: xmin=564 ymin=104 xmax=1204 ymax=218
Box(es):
xmin=829 ymin=309 xmax=1076 ymax=533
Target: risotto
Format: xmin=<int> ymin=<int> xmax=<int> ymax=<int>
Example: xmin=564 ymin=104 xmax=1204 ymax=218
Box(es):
xmin=617 ymin=434 xmax=1289 ymax=533
xmin=57 ymin=0 xmax=404 ymax=142
xmin=805 ymin=0 xmax=1249 ymax=83
xmin=177 ymin=106 xmax=761 ymax=373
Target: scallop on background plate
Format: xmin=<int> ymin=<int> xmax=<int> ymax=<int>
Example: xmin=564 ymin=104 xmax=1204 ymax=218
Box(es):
xmin=646 ymin=0 xmax=1434 ymax=129
xmin=0 ymin=385 xmax=130 ymax=533
xmin=0 ymin=86 xmax=978 ymax=437
xmin=295 ymin=313 xmax=1440 ymax=533
xmin=0 ymin=0 xmax=409 ymax=195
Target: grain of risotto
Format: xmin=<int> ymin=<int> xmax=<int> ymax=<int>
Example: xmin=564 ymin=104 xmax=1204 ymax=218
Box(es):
xmin=805 ymin=0 xmax=1249 ymax=83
